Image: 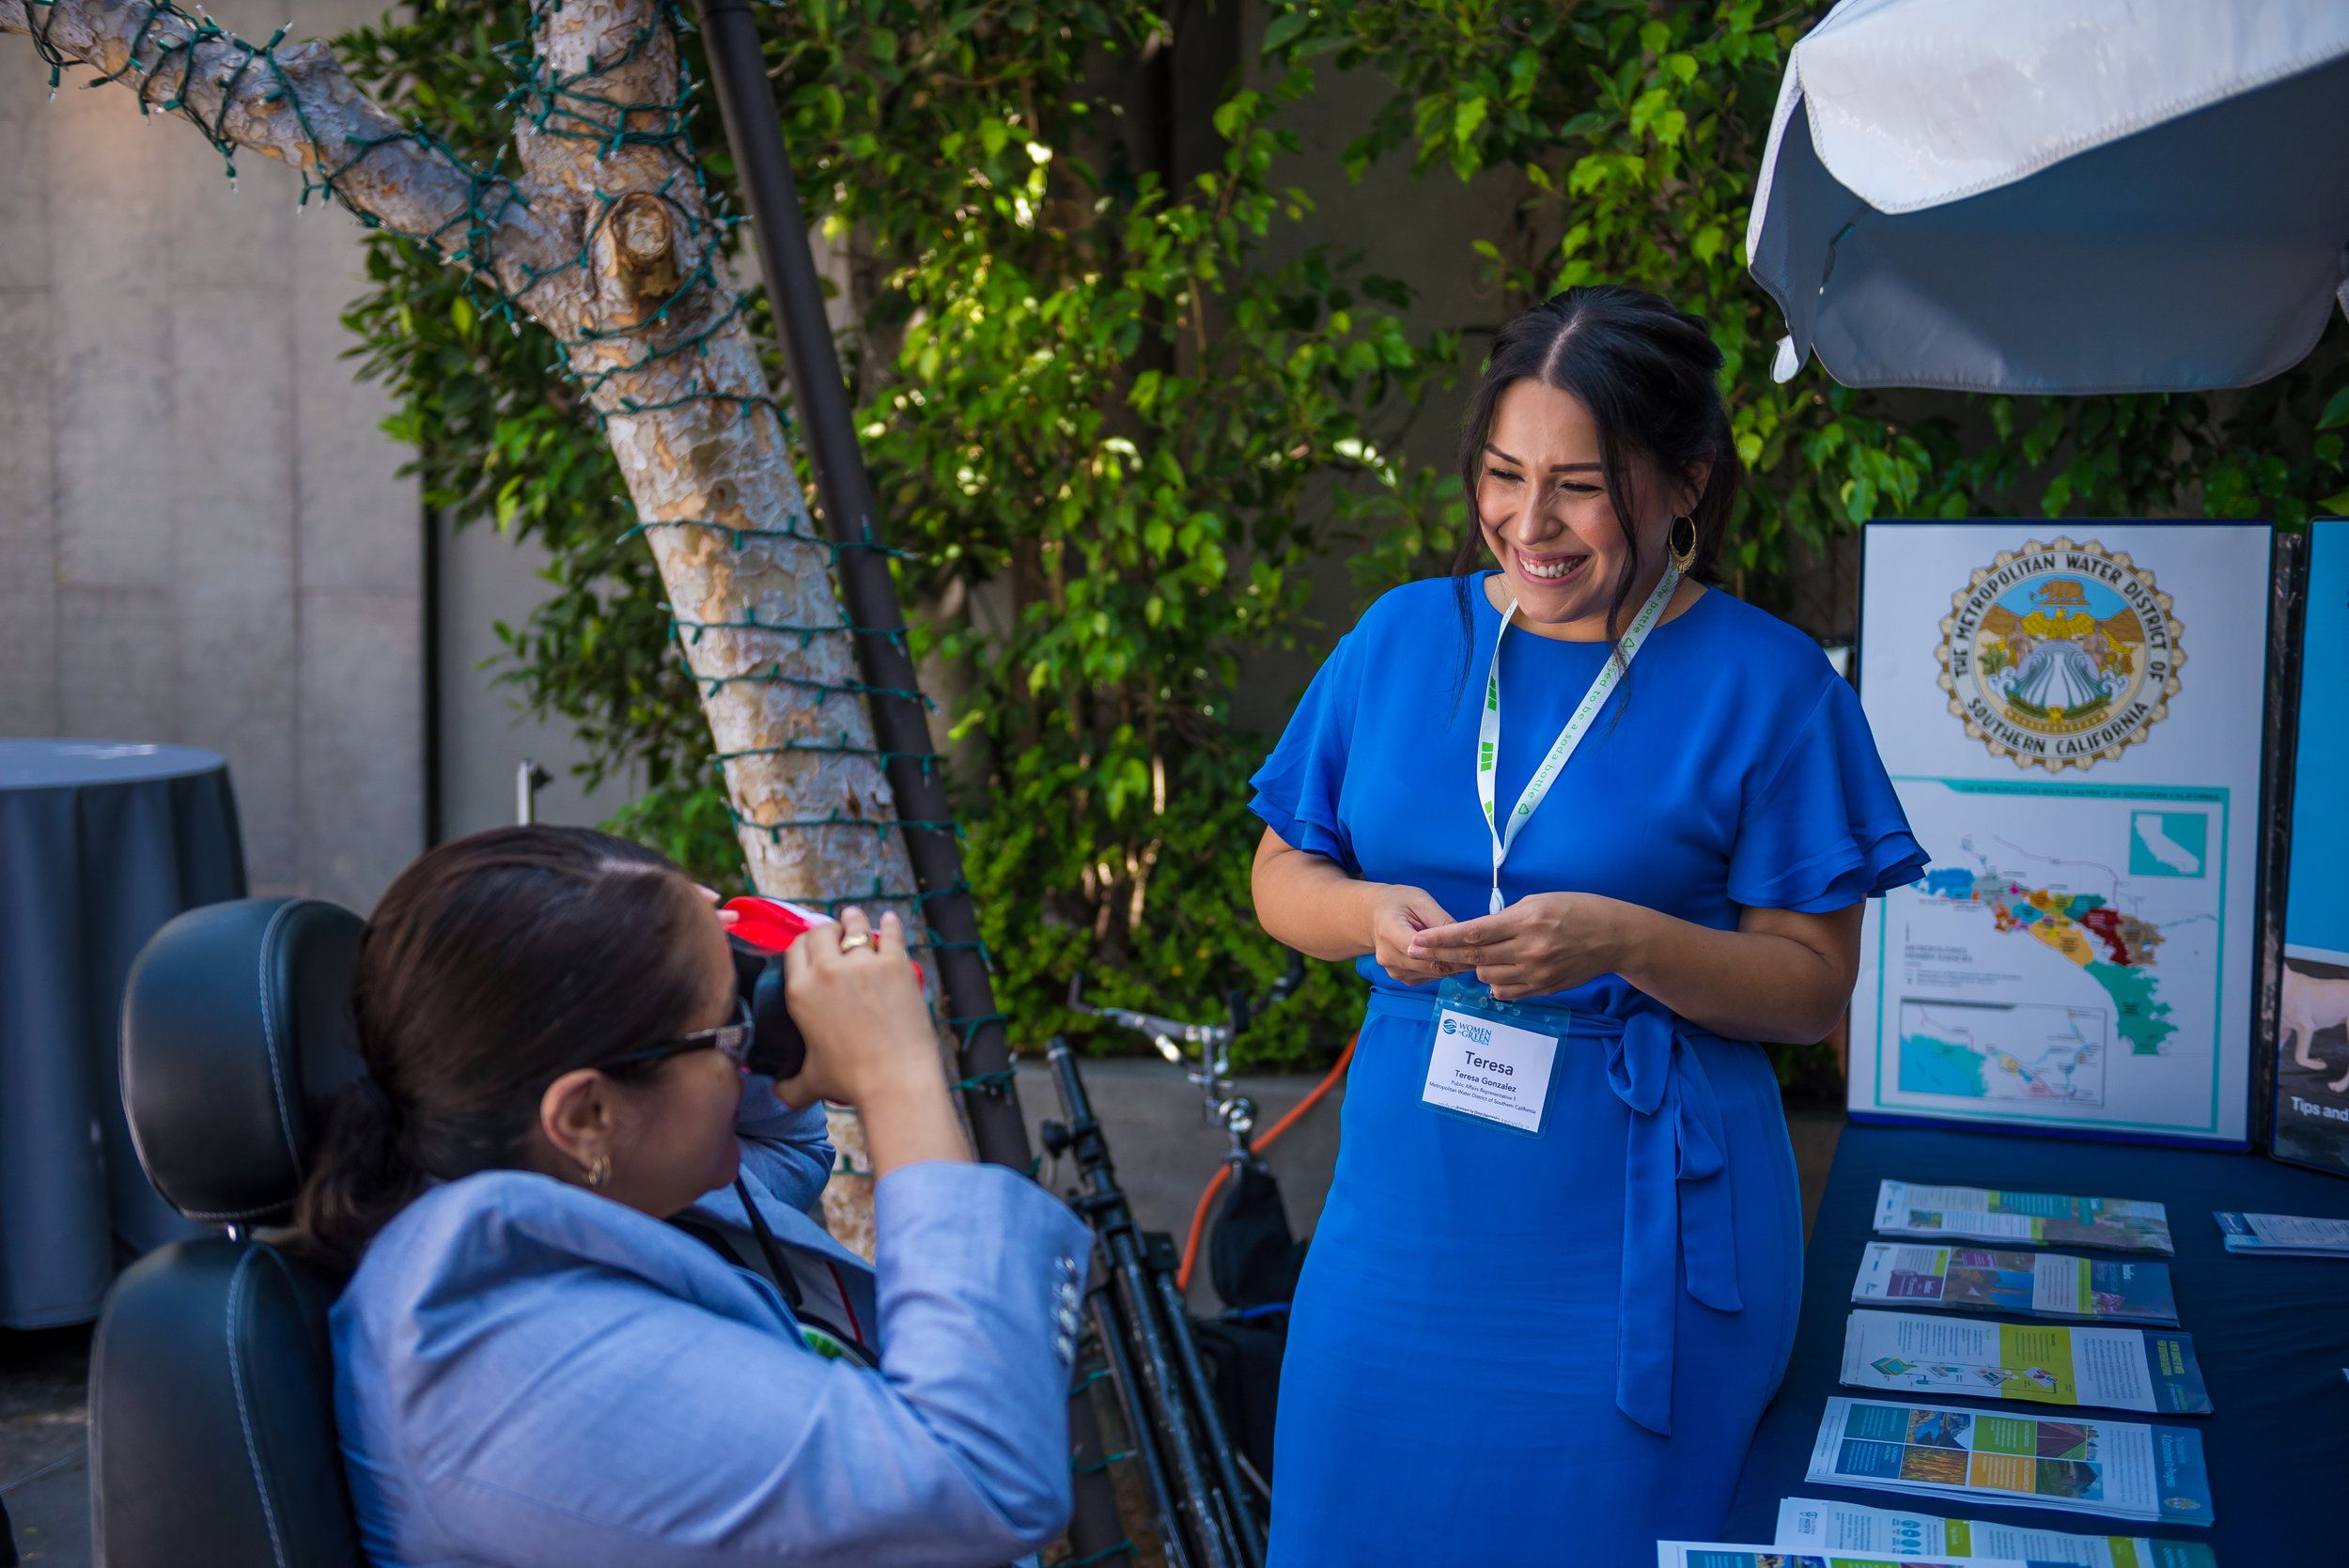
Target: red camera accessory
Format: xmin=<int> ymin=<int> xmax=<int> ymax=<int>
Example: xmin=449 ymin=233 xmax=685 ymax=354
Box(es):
xmin=724 ymin=896 xmax=925 ymax=981
xmin=723 ymin=895 xmax=833 ymax=954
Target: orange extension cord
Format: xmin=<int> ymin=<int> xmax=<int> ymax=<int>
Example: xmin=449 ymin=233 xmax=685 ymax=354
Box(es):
xmin=1174 ymin=1032 xmax=1358 ymax=1296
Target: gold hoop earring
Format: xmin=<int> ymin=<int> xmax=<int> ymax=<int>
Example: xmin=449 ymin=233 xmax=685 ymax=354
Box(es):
xmin=584 ymin=1153 xmax=612 ymax=1189
xmin=1667 ymin=514 xmax=1699 ymax=575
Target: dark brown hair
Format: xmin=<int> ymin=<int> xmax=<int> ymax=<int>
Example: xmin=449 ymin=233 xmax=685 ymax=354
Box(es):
xmin=295 ymin=825 xmax=711 ymax=1270
xmin=1453 ymin=284 xmax=1743 ymax=661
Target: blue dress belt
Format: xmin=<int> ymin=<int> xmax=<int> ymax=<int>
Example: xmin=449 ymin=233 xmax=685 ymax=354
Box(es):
xmin=1363 ymin=989 xmax=1740 ymax=1436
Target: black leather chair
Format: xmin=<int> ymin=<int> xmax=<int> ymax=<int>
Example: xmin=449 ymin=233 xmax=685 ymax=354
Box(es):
xmin=93 ymin=897 xmax=370 ymax=1567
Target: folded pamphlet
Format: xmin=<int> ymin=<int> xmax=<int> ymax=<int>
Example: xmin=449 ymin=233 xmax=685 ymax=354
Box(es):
xmin=1875 ymin=1183 xmax=2173 ymax=1256
xmin=1840 ymin=1311 xmax=2211 ymax=1416
xmin=1656 ymin=1545 xmax=2026 ymax=1568
xmin=1803 ymin=1398 xmax=2213 ymax=1526
xmin=1772 ymin=1497 xmax=2217 ymax=1568
xmin=2212 ymin=1211 xmax=2349 ymax=1257
xmin=1853 ymin=1244 xmax=2177 ymax=1327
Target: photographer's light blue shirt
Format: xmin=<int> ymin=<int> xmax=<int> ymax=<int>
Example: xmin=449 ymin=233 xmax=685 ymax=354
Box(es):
xmin=331 ymin=1083 xmax=1092 ymax=1567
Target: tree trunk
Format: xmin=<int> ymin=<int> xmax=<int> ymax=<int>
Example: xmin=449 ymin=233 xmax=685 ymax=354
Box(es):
xmin=1 ymin=0 xmax=908 ymax=1246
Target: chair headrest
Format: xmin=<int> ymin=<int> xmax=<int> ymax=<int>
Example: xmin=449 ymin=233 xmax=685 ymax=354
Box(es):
xmin=121 ymin=898 xmax=367 ymax=1227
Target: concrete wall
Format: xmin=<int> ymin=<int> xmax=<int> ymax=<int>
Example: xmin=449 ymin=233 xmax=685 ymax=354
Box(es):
xmin=0 ymin=0 xmax=635 ymax=909
xmin=434 ymin=513 xmax=637 ymax=843
xmin=0 ymin=0 xmax=422 ymax=910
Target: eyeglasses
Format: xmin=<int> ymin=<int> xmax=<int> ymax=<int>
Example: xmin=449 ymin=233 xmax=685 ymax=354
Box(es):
xmin=598 ymin=997 xmax=755 ymax=1074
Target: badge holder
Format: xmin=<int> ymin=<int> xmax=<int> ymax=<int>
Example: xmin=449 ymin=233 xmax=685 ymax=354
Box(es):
xmin=1419 ymin=974 xmax=1565 ymax=1139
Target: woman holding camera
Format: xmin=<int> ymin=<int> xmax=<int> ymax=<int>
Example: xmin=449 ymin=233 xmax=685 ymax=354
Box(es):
xmin=1249 ymin=287 xmax=1924 ymax=1563
xmin=299 ymin=826 xmax=1088 ymax=1568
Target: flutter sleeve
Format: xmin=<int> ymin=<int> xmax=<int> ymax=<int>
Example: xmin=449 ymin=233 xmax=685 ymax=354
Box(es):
xmin=1726 ymin=675 xmax=1928 ymax=913
xmin=1248 ymin=629 xmax=1365 ymax=872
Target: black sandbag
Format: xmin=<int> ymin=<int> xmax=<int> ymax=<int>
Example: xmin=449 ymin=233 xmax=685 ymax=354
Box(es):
xmin=1188 ymin=1314 xmax=1286 ymax=1487
xmin=1209 ymin=1161 xmax=1307 ymax=1312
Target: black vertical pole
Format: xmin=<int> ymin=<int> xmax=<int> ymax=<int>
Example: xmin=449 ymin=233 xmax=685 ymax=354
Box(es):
xmin=692 ymin=0 xmax=1030 ymax=1172
xmin=2251 ymin=527 xmax=2310 ymax=1156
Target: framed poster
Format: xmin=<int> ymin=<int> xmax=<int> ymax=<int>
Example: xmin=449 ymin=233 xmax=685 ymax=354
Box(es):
xmin=1848 ymin=522 xmax=2273 ymax=1146
xmin=2274 ymin=519 xmax=2349 ymax=1174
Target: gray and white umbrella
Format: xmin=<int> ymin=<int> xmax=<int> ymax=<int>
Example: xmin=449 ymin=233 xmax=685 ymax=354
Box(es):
xmin=1746 ymin=0 xmax=2349 ymax=394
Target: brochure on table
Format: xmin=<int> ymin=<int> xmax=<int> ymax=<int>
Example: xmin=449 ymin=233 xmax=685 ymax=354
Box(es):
xmin=1874 ymin=1183 xmax=2174 ymax=1256
xmin=1772 ymin=1498 xmax=2217 ymax=1568
xmin=1853 ymin=1243 xmax=2177 ymax=1326
xmin=1656 ymin=1545 xmax=2026 ymax=1568
xmin=2276 ymin=517 xmax=2349 ymax=1175
xmin=2214 ymin=1210 xmax=2349 ymax=1256
xmin=1838 ymin=1310 xmax=2211 ymax=1415
xmin=1803 ymin=1397 xmax=2213 ymax=1526
xmin=1850 ymin=522 xmax=2269 ymax=1146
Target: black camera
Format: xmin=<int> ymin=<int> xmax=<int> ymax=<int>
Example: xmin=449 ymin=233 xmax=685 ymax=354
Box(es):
xmin=728 ymin=935 xmax=806 ymax=1082
xmin=718 ymin=894 xmax=924 ymax=1083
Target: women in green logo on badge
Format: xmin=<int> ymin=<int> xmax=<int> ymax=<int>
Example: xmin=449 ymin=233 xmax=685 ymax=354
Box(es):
xmin=1247 ymin=286 xmax=1927 ymax=1566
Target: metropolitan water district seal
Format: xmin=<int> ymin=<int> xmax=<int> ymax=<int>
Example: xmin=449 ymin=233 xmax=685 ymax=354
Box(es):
xmin=1936 ymin=537 xmax=2183 ymax=772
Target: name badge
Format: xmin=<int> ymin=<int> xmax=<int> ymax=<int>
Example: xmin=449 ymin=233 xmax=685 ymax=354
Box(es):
xmin=1422 ymin=1006 xmax=1559 ymax=1133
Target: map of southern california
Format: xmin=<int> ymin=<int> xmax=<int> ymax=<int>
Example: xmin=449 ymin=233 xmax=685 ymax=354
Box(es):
xmin=1871 ymin=779 xmax=2227 ymax=1133
xmin=1918 ymin=866 xmax=2173 ymax=1053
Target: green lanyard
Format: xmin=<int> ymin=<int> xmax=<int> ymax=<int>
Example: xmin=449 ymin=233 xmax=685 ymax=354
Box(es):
xmin=1474 ymin=563 xmax=1681 ymax=916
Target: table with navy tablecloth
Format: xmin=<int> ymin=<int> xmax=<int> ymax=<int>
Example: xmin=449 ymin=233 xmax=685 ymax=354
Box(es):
xmin=0 ymin=739 xmax=246 ymax=1327
xmin=1724 ymin=1120 xmax=2349 ymax=1558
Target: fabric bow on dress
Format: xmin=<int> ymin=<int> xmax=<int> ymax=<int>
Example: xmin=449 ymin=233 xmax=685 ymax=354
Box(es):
xmin=1601 ymin=1005 xmax=1741 ymax=1436
xmin=1367 ymin=991 xmax=1744 ymax=1436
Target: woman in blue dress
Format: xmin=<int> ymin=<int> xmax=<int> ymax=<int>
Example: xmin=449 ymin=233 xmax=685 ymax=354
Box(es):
xmin=1249 ymin=286 xmax=1924 ymax=1563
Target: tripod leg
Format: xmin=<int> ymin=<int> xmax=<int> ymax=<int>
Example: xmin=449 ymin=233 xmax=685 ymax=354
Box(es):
xmin=1043 ymin=1038 xmax=1239 ymax=1568
xmin=1088 ymin=1281 xmax=1194 ymax=1568
xmin=1148 ymin=1254 xmax=1267 ymax=1567
xmin=1109 ymin=1241 xmax=1239 ymax=1568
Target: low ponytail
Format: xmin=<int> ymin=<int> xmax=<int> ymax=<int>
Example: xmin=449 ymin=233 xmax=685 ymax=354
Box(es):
xmin=295 ymin=1081 xmax=428 ymax=1274
xmin=292 ymin=825 xmax=710 ymax=1273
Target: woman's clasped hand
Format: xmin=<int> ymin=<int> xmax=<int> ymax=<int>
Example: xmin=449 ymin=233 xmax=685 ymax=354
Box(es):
xmin=1365 ymin=881 xmax=1630 ymax=997
xmin=1363 ymin=884 xmax=1464 ymax=986
xmin=1401 ymin=891 xmax=1629 ymax=1000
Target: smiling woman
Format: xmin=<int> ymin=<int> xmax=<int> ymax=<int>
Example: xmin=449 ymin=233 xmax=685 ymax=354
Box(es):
xmin=1453 ymin=284 xmax=1737 ymax=649
xmin=1245 ymin=287 xmax=1930 ymax=1566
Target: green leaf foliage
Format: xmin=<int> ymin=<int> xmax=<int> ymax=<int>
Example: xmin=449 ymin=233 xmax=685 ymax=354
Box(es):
xmin=1273 ymin=0 xmax=2347 ymax=543
xmin=339 ymin=0 xmax=1455 ymax=1068
xmin=1261 ymin=0 xmax=2349 ymax=1084
xmin=339 ymin=0 xmax=2348 ymax=1084
xmin=766 ymin=8 xmax=1458 ymax=1068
